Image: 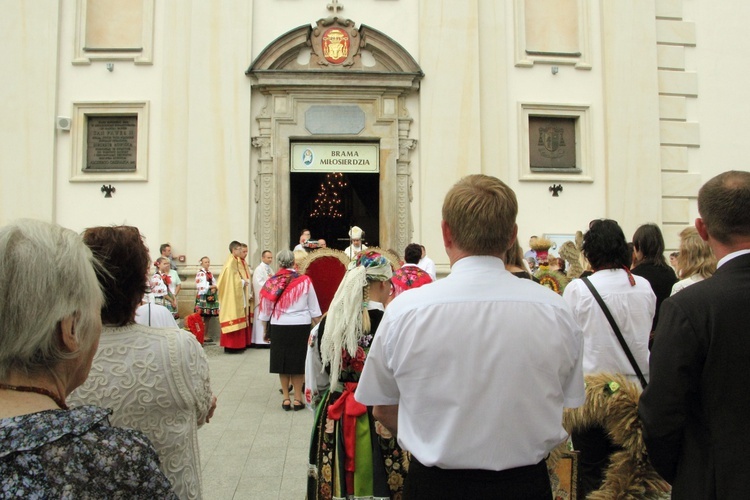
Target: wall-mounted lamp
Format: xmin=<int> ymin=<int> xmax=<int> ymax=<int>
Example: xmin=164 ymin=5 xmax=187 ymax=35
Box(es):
xmin=101 ymin=184 xmax=116 ymax=198
xmin=549 ymin=184 xmax=563 ymax=197
xmin=551 ymin=66 xmax=559 ymax=75
xmin=106 ymin=63 xmax=114 ymax=72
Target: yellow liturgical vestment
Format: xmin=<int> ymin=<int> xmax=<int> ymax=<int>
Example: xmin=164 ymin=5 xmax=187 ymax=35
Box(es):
xmin=217 ymin=254 xmax=250 ymax=334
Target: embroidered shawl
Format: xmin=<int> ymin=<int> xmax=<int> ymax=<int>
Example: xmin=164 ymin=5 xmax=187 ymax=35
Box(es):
xmin=259 ymin=268 xmax=310 ymax=319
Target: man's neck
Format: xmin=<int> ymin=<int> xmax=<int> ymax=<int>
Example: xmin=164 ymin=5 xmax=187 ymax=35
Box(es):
xmin=710 ymin=238 xmax=750 ymax=261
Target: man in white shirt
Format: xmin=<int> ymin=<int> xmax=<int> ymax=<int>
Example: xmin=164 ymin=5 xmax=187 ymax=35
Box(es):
xmin=251 ymin=250 xmax=274 ymax=346
xmin=356 ymin=174 xmax=584 ymax=499
xmin=416 ymin=244 xmax=437 ymax=280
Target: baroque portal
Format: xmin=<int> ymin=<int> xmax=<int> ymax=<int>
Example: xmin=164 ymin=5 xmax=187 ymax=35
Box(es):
xmin=247 ymin=17 xmax=422 ymax=257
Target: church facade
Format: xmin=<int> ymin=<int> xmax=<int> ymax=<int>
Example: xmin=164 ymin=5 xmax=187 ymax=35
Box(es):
xmin=3 ymin=0 xmax=747 ymax=276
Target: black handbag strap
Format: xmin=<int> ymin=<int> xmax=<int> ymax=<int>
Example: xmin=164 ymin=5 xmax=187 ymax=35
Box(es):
xmin=581 ymin=277 xmax=648 ymax=389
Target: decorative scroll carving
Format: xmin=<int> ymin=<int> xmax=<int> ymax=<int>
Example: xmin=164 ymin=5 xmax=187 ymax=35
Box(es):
xmin=397 ymin=137 xmax=417 ymax=252
xmin=398 ymin=138 xmax=417 ymax=158
xmin=251 ymin=136 xmax=271 ymax=159
xmin=252 ymin=136 xmax=276 ymax=255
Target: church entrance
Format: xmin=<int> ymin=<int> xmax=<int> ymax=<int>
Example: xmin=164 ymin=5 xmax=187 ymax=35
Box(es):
xmin=247 ymin=17 xmax=422 ymax=259
xmin=290 ymin=171 xmax=380 ymax=251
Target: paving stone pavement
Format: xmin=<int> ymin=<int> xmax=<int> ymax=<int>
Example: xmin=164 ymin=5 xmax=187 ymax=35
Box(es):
xmin=199 ymin=345 xmax=312 ymax=500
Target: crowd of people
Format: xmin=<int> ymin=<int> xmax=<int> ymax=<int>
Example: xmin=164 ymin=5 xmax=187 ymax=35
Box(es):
xmin=2 ymin=170 xmax=748 ymax=498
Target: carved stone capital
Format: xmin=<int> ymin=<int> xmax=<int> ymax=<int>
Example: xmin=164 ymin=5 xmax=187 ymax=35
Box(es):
xmin=252 ymin=136 xmax=272 ymax=160
xmin=399 ymin=138 xmax=417 ymax=159
xmin=251 ymin=136 xmax=270 ymax=149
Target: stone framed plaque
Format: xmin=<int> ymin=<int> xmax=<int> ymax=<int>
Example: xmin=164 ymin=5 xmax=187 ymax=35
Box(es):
xmin=518 ymin=102 xmax=593 ymax=183
xmin=85 ymin=115 xmax=138 ymax=172
xmin=529 ymin=116 xmax=578 ymax=172
xmin=70 ymin=101 xmax=149 ymax=182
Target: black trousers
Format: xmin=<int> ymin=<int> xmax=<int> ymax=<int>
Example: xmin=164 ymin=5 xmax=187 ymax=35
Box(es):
xmin=403 ymin=456 xmax=552 ymax=500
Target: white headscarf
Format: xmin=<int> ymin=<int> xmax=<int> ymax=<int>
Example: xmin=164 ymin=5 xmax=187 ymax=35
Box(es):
xmin=320 ymin=252 xmax=392 ymax=391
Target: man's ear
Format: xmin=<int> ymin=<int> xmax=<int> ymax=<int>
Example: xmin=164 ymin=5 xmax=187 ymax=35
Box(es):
xmin=441 ymin=220 xmax=452 ymax=249
xmin=695 ymin=218 xmax=709 ymax=242
xmin=59 ymin=316 xmax=79 ymax=353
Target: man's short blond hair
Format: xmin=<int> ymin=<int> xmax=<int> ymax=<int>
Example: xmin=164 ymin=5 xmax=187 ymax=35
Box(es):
xmin=442 ymin=174 xmax=518 ymax=255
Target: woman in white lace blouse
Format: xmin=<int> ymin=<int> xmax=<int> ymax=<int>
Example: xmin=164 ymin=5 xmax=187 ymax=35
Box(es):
xmin=68 ymin=226 xmax=217 ymax=500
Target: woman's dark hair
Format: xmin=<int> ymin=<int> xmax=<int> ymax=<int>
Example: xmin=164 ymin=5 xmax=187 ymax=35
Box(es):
xmin=582 ymin=219 xmax=631 ymax=271
xmin=632 ymin=223 xmax=669 ymax=267
xmin=404 ymin=243 xmax=422 ymax=264
xmin=82 ymin=226 xmax=151 ymax=326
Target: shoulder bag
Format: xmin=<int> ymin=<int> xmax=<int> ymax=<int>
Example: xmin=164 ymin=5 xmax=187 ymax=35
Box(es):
xmin=581 ymin=277 xmax=648 ymax=389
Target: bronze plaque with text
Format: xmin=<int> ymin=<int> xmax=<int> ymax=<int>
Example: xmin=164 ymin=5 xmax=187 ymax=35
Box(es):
xmin=85 ymin=115 xmax=138 ymax=171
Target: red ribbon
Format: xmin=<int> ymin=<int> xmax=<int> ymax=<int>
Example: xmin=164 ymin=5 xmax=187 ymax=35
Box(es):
xmin=327 ymin=382 xmax=367 ymax=494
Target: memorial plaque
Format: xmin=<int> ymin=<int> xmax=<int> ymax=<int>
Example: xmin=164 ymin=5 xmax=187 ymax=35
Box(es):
xmin=529 ymin=116 xmax=579 ymax=173
xmin=85 ymin=115 xmax=138 ymax=171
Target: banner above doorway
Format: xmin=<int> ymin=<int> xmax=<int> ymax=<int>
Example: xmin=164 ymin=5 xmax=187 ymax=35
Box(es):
xmin=291 ymin=143 xmax=379 ymax=173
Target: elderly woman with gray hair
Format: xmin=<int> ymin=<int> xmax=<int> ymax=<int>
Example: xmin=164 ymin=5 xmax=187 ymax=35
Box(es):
xmin=0 ymin=219 xmax=176 ymax=497
xmin=258 ymin=249 xmax=322 ymax=411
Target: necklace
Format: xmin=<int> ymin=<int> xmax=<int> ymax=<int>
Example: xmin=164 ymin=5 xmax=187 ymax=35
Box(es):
xmin=0 ymin=383 xmax=68 ymax=410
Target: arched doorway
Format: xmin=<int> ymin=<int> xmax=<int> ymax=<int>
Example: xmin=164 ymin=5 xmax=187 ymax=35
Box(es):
xmin=247 ymin=17 xmax=422 ymax=257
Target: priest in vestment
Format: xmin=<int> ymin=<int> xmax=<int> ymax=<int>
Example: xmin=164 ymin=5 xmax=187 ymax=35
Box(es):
xmin=217 ymin=241 xmax=252 ymax=352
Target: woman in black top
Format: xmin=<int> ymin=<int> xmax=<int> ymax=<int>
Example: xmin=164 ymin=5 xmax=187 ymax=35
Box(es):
xmin=631 ymin=223 xmax=677 ymax=345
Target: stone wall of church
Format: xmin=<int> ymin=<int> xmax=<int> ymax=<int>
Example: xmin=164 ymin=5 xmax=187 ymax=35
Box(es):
xmin=2 ymin=2 xmax=60 ymax=223
xmin=2 ymin=0 xmax=749 ymax=276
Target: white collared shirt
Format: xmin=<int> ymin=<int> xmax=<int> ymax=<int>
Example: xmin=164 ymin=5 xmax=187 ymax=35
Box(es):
xmin=563 ymin=269 xmax=654 ymax=381
xmin=356 ymin=255 xmax=584 ymax=470
xmin=417 ymin=256 xmax=437 ymax=280
xmin=253 ymin=262 xmax=274 ymax=303
xmin=135 ymin=303 xmax=179 ymax=328
xmin=717 ymin=248 xmax=750 ymax=268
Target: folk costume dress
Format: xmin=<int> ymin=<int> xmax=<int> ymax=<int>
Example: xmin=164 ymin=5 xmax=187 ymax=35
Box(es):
xmin=391 ymin=263 xmax=433 ymax=297
xmin=307 ymin=304 xmax=405 ymax=500
xmin=308 ymin=252 xmax=404 ymax=500
xmin=257 ymin=268 xmax=321 ymax=374
xmin=150 ymin=271 xmax=177 ymax=317
xmin=194 ymin=267 xmax=219 ymax=316
xmin=216 ymin=254 xmax=252 ymax=349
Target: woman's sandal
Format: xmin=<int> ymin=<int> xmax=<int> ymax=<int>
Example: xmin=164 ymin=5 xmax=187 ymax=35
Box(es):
xmin=282 ymin=399 xmax=292 ymax=411
xmin=292 ymin=399 xmax=305 ymax=411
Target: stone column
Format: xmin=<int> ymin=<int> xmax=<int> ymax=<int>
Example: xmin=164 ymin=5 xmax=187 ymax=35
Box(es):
xmin=252 ymin=134 xmax=275 ymax=256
